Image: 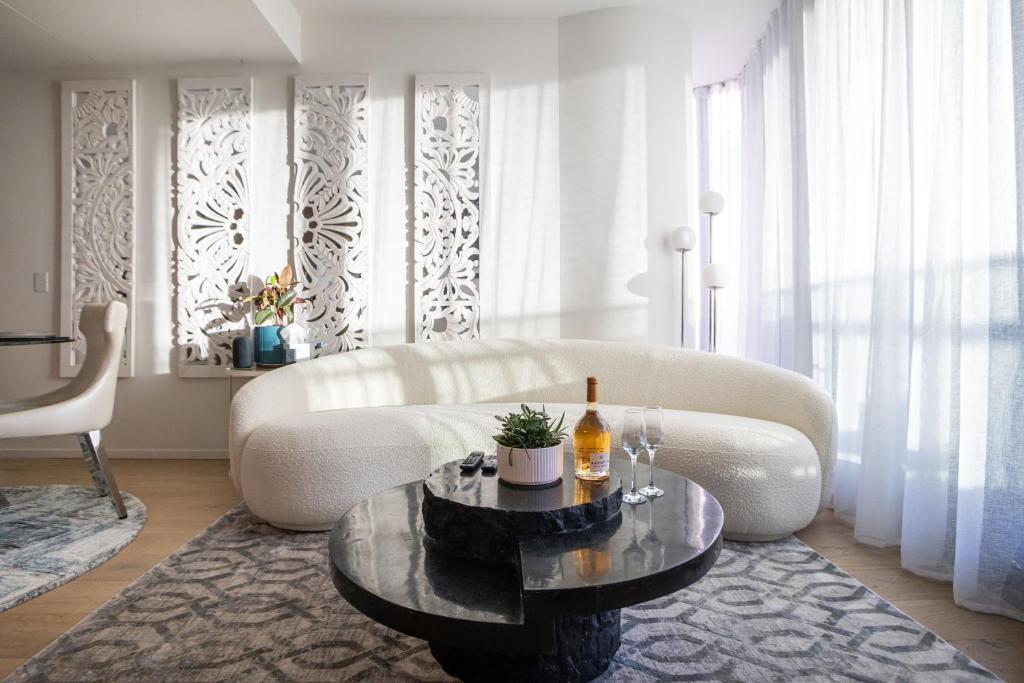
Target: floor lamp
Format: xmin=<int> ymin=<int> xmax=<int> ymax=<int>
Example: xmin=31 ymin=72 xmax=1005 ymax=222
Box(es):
xmin=671 ymin=226 xmax=696 ymax=348
xmin=699 ymin=191 xmax=726 ymax=352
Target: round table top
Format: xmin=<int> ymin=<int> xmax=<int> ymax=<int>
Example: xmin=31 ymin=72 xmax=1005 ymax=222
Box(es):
xmin=0 ymin=333 xmax=73 ymax=347
xmin=329 ymin=458 xmax=724 ymax=651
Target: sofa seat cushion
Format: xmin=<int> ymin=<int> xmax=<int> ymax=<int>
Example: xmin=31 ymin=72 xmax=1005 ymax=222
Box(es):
xmin=240 ymin=402 xmax=820 ymax=539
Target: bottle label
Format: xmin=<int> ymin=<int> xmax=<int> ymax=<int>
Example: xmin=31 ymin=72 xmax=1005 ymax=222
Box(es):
xmin=588 ymin=450 xmax=610 ymax=473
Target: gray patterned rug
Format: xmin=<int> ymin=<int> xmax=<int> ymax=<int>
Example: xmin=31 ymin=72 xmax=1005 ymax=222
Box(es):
xmin=0 ymin=485 xmax=146 ymax=613
xmin=9 ymin=505 xmax=996 ymax=682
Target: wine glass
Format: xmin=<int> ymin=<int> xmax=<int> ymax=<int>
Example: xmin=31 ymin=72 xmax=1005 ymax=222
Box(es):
xmin=639 ymin=406 xmax=665 ymax=498
xmin=620 ymin=409 xmax=648 ymax=505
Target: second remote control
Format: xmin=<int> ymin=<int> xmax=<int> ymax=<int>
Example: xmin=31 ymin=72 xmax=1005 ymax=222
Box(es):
xmin=460 ymin=451 xmax=485 ymax=471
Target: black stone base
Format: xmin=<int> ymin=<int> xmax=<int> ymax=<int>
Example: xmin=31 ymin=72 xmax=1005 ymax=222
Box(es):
xmin=422 ymin=457 xmax=623 ymax=564
xmin=429 ymin=610 xmax=621 ymax=682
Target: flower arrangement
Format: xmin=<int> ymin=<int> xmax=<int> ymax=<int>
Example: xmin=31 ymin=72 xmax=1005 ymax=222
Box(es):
xmin=240 ymin=264 xmax=305 ymax=326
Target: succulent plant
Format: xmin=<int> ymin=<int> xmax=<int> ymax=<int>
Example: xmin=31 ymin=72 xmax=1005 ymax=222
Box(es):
xmin=493 ymin=404 xmax=568 ymax=450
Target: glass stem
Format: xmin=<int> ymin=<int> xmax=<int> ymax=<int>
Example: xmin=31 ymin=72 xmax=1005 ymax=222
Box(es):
xmin=648 ymin=447 xmax=656 ymax=486
xmin=629 ymin=453 xmax=638 ymax=494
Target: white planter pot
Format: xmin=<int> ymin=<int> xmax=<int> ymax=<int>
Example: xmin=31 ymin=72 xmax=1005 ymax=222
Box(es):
xmin=496 ymin=442 xmax=564 ymax=486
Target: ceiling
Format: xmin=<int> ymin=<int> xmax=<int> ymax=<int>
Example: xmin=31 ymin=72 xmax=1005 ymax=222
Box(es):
xmin=0 ymin=0 xmax=775 ymax=83
xmin=293 ymin=0 xmax=776 ymax=84
xmin=0 ymin=0 xmax=300 ymax=68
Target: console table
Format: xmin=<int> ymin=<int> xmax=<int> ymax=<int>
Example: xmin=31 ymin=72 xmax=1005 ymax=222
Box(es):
xmin=0 ymin=333 xmax=73 ymax=346
xmin=328 ymin=455 xmax=723 ymax=682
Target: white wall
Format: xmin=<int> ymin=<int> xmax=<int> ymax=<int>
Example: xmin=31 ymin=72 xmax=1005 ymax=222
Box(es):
xmin=559 ymin=7 xmax=692 ymax=344
xmin=0 ymin=18 xmax=560 ymax=457
xmin=0 ymin=10 xmax=696 ymax=459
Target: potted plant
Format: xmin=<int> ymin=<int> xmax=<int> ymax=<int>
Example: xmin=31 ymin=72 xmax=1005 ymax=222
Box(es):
xmin=239 ymin=264 xmax=305 ymax=366
xmin=493 ymin=404 xmax=568 ymax=486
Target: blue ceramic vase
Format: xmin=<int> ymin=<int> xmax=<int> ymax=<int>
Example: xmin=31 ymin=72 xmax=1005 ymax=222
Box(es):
xmin=253 ymin=325 xmax=284 ymax=366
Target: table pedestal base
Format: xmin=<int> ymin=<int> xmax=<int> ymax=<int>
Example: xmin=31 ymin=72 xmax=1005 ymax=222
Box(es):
xmin=429 ymin=609 xmax=621 ymax=683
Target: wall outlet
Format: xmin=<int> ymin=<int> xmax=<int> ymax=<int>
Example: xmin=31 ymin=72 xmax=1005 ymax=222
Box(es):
xmin=33 ymin=271 xmax=49 ymax=293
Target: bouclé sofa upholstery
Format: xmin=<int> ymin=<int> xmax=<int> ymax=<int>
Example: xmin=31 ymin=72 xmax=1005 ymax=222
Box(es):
xmin=229 ymin=339 xmax=836 ymax=541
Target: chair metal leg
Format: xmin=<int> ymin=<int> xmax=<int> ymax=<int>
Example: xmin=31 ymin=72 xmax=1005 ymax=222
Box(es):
xmin=78 ymin=430 xmax=128 ymax=519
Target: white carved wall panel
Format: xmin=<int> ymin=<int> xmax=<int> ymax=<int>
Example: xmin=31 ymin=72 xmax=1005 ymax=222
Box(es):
xmin=413 ymin=74 xmax=487 ymax=341
xmin=174 ymin=77 xmax=253 ymax=377
xmin=293 ymin=75 xmax=369 ymax=354
xmin=60 ymin=80 xmax=135 ymax=377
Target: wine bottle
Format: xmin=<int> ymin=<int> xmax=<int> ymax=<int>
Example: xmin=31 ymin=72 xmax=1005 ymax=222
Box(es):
xmin=574 ymin=376 xmax=611 ymax=481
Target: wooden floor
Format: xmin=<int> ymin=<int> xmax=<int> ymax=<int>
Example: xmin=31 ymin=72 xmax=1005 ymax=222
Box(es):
xmin=796 ymin=513 xmax=1024 ymax=682
xmin=0 ymin=459 xmax=241 ymax=679
xmin=1 ymin=459 xmax=1022 ymax=681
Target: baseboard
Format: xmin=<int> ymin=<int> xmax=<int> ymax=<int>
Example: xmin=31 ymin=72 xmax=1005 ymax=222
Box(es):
xmin=0 ymin=448 xmax=229 ymax=460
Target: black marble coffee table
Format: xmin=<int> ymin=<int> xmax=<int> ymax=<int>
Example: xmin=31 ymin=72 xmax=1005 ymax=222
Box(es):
xmin=329 ymin=455 xmax=723 ymax=682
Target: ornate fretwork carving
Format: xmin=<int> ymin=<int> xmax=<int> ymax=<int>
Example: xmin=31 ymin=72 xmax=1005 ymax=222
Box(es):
xmin=293 ymin=76 xmax=369 ymax=354
xmin=174 ymin=78 xmax=252 ymax=377
xmin=61 ymin=80 xmax=135 ymax=377
xmin=414 ymin=75 xmax=486 ymax=341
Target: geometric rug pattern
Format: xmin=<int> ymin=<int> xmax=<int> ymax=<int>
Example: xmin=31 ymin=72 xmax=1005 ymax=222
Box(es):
xmin=9 ymin=504 xmax=997 ymax=681
xmin=0 ymin=485 xmax=146 ymax=613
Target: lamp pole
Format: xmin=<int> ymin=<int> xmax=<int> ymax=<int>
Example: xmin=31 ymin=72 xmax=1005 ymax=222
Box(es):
xmin=682 ymin=255 xmax=687 ymax=346
xmin=708 ymin=211 xmax=714 ymax=350
xmin=671 ymin=226 xmax=696 ymax=348
xmin=709 ymin=288 xmax=718 ymax=352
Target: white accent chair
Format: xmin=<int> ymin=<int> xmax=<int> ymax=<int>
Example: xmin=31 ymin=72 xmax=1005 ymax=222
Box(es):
xmin=0 ymin=302 xmax=128 ymax=518
xmin=231 ymin=339 xmax=837 ymax=541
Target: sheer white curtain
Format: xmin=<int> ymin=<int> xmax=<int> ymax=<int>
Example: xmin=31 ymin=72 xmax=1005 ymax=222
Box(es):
xmin=704 ymin=0 xmax=1024 ymax=621
xmin=698 ymin=2 xmax=816 ymax=371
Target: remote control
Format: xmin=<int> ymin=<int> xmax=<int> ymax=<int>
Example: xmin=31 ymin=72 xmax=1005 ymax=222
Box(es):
xmin=460 ymin=451 xmax=485 ymax=472
xmin=481 ymin=454 xmax=497 ymax=473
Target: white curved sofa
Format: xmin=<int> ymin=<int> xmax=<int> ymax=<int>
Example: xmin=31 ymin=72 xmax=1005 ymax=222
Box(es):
xmin=230 ymin=339 xmax=836 ymax=541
